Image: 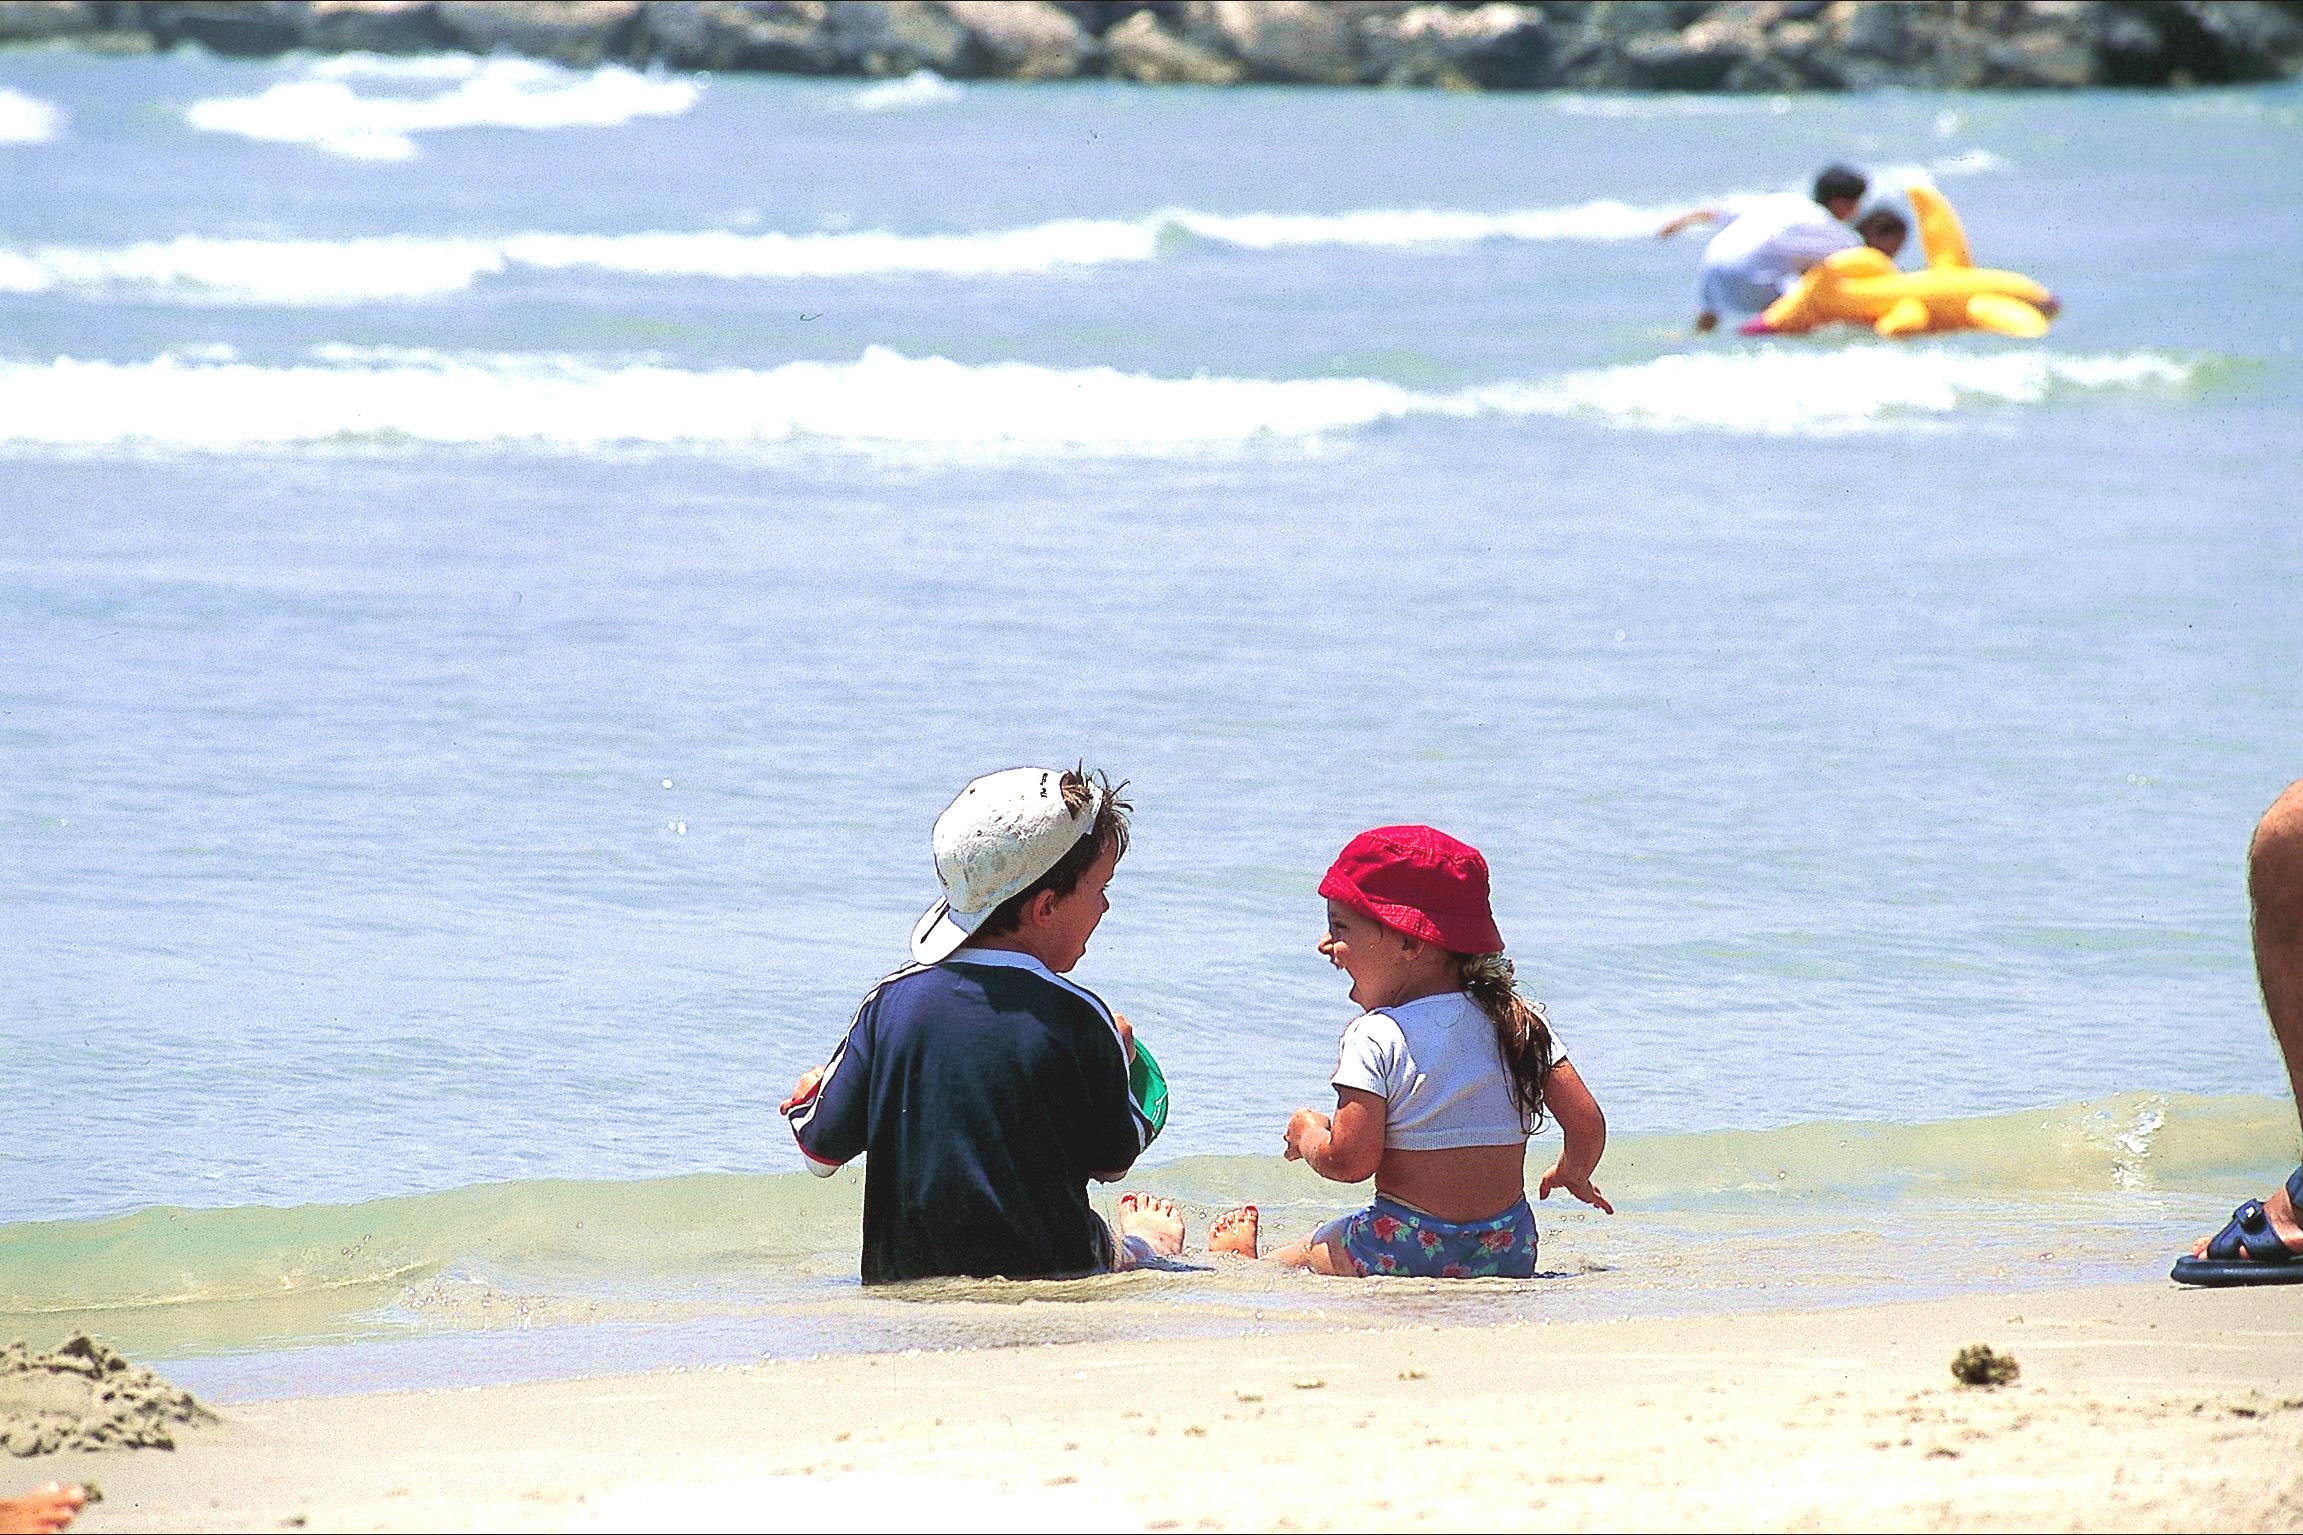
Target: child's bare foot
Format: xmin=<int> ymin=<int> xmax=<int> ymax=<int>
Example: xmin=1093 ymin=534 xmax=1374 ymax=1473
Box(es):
xmin=0 ymin=1484 xmax=86 ymax=1535
xmin=1209 ymin=1204 xmax=1259 ymax=1259
xmin=1116 ymin=1192 xmax=1185 ymax=1258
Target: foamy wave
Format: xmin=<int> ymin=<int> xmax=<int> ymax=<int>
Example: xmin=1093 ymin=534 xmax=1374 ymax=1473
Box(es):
xmin=0 ymin=236 xmax=511 ymax=304
xmin=1552 ymin=92 xmax=1796 ymax=117
xmin=0 ymin=347 xmax=1424 ymax=449
xmin=187 ymin=55 xmax=700 ymax=160
xmin=1499 ymin=345 xmax=2196 ymax=434
xmin=851 ymin=68 xmax=965 ymax=111
xmin=1166 ymin=201 xmax=1668 ymax=248
xmin=1931 ymin=146 xmax=2012 ymax=176
xmin=0 ymin=200 xmax=1688 ymax=304
xmin=0 ymin=344 xmax=2198 ymax=452
xmin=302 ymin=52 xmax=492 ymax=81
xmin=0 ymin=87 xmax=63 ymax=146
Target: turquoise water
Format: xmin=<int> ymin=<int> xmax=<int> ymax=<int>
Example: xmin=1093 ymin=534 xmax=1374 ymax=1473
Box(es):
xmin=2 ymin=51 xmax=2299 ymax=1389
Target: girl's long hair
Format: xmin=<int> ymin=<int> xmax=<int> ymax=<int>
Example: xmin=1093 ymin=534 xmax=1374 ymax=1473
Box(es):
xmin=1454 ymin=952 xmax=1555 ymax=1132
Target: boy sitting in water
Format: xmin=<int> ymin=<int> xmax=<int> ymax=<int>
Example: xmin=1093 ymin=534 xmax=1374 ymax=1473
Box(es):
xmin=779 ymin=766 xmax=1184 ymax=1283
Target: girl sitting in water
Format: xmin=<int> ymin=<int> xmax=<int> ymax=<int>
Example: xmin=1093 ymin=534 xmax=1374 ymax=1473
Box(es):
xmin=1210 ymin=825 xmax=1610 ymax=1277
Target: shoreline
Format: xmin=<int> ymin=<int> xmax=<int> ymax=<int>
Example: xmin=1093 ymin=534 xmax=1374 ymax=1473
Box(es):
xmin=2 ymin=2 xmax=2299 ymax=94
xmin=41 ymin=1278 xmax=2303 ymax=1532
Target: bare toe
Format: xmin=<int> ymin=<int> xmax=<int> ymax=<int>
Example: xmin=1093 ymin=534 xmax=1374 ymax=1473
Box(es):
xmin=1115 ymin=1191 xmax=1186 ymax=1257
xmin=1209 ymin=1205 xmax=1260 ymax=1259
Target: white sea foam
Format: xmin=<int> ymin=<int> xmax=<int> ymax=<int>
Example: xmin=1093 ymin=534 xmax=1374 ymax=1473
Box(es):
xmin=1163 ymin=201 xmax=1668 ymax=248
xmin=1552 ymin=93 xmax=1796 ymax=117
xmin=0 ymin=344 xmax=2198 ymax=453
xmin=1491 ymin=346 xmax=2195 ymax=434
xmin=0 ymin=235 xmax=510 ymax=304
xmin=1929 ymin=147 xmax=2012 ymax=176
xmin=302 ymin=52 xmax=490 ymax=81
xmin=0 ymin=199 xmax=1691 ymax=303
xmin=0 ymin=87 xmax=63 ymax=145
xmin=851 ymin=69 xmax=965 ymax=111
xmin=187 ymin=56 xmax=701 ymax=159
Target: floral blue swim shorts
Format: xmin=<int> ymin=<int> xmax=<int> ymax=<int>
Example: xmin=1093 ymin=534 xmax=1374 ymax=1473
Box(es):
xmin=1338 ymin=1194 xmax=1538 ymax=1279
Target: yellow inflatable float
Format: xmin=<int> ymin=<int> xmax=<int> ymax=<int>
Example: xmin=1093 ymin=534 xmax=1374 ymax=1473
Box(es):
xmin=1741 ymin=185 xmax=2060 ymax=339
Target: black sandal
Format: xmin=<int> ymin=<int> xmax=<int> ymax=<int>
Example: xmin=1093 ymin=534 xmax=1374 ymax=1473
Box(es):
xmin=2172 ymin=1167 xmax=2303 ymax=1286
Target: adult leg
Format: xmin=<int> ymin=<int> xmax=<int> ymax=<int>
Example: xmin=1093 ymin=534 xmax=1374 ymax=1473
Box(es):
xmin=2194 ymin=780 xmax=2303 ymax=1258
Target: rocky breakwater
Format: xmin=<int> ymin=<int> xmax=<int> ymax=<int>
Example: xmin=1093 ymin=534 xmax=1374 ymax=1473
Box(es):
xmin=1 ymin=1 xmax=2300 ymax=90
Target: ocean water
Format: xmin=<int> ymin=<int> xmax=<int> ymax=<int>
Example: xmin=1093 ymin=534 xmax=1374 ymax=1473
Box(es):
xmin=3 ymin=48 xmax=2300 ymax=1395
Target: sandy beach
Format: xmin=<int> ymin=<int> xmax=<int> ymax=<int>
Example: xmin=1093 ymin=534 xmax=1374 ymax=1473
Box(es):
xmin=34 ymin=1279 xmax=2303 ymax=1534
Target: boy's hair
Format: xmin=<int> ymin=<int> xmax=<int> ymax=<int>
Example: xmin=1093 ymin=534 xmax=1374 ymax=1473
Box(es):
xmin=1856 ymin=207 xmax=1908 ymax=244
xmin=969 ymin=766 xmax=1132 ymax=938
xmin=1453 ymin=952 xmax=1556 ymax=1132
xmin=1813 ymin=164 xmax=1867 ymax=207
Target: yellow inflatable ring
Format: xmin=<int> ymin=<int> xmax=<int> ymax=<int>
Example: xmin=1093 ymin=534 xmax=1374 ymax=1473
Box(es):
xmin=1742 ymin=185 xmax=2059 ymax=339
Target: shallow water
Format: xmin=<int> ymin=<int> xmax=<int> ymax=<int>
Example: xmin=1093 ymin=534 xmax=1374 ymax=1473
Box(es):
xmin=2 ymin=51 xmax=2299 ymax=1388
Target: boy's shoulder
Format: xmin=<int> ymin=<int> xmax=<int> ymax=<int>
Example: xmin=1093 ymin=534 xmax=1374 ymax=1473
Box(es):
xmin=869 ymin=954 xmax=1116 ymax=1036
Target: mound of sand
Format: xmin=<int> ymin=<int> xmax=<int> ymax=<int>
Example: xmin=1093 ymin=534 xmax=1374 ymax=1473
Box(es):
xmin=0 ymin=1335 xmax=215 ymax=1456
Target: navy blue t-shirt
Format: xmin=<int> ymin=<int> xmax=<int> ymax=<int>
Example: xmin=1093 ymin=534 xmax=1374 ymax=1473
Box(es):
xmin=790 ymin=950 xmax=1150 ymax=1284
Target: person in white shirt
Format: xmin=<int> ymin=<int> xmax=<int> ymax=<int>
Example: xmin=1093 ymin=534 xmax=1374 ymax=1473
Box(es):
xmin=1659 ymin=164 xmax=1869 ymax=333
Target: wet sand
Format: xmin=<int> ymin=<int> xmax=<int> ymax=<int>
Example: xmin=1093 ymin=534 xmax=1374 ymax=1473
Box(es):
xmin=41 ymin=1280 xmax=2303 ymax=1533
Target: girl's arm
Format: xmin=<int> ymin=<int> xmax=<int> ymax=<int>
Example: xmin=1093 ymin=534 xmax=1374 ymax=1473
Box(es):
xmin=1283 ymin=1087 xmax=1386 ymax=1184
xmin=1535 ymin=1060 xmax=1613 ymax=1214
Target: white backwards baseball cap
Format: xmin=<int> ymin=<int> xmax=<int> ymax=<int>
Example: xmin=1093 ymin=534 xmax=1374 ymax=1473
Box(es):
xmin=910 ymin=766 xmax=1105 ymax=964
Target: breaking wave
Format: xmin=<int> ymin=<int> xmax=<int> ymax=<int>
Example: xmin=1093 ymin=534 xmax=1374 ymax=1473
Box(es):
xmin=0 ymin=86 xmax=63 ymax=146
xmin=0 ymin=1093 xmax=2280 ymax=1322
xmin=0 ymin=199 xmax=1699 ymax=303
xmin=851 ymin=68 xmax=966 ymax=111
xmin=0 ymin=343 xmax=2202 ymax=451
xmin=186 ymin=54 xmax=701 ymax=160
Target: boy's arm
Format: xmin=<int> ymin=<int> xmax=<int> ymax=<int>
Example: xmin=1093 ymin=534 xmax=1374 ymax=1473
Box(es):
xmin=1283 ymin=1088 xmax=1385 ymax=1184
xmin=1535 ymin=1059 xmax=1612 ymax=1213
xmin=784 ymin=1009 xmax=874 ymax=1177
xmin=1085 ymin=1011 xmax=1145 ymax=1182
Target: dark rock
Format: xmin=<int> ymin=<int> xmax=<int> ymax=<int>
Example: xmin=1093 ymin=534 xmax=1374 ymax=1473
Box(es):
xmin=822 ymin=0 xmax=988 ymax=77
xmin=5 ymin=0 xmax=2302 ymax=91
xmin=0 ymin=1 xmax=103 ymax=43
xmin=2181 ymin=0 xmax=2303 ymax=79
xmin=142 ymin=2 xmax=307 ymax=57
xmin=301 ymin=1 xmax=457 ymax=54
xmin=1176 ymin=0 xmax=1370 ymax=85
xmin=1362 ymin=3 xmax=1556 ymax=90
xmin=1830 ymin=0 xmax=1919 ymax=59
xmin=1102 ymin=6 xmax=1244 ymax=82
xmin=1621 ymin=29 xmax=1742 ymax=87
xmin=1982 ymin=28 xmax=2097 ymax=86
xmin=1579 ymin=0 xmax=1705 ymax=40
xmin=2094 ymin=3 xmax=2177 ymax=83
xmin=641 ymin=1 xmax=844 ymax=73
xmin=433 ymin=1 xmax=643 ymax=67
xmin=944 ymin=0 xmax=1096 ymax=79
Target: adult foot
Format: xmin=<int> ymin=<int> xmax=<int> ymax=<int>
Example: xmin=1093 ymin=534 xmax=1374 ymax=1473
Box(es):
xmin=1116 ymin=1192 xmax=1185 ymax=1258
xmin=0 ymin=1484 xmax=86 ymax=1535
xmin=1209 ymin=1205 xmax=1259 ymax=1259
xmin=2192 ymin=1173 xmax=2303 ymax=1260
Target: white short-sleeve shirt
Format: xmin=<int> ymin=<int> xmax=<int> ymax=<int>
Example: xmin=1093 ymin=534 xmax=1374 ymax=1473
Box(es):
xmin=1329 ymin=991 xmax=1566 ymax=1151
xmin=1697 ymin=191 xmax=1858 ymax=314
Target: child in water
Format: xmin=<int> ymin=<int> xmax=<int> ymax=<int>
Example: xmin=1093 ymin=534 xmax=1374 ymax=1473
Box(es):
xmin=1210 ymin=825 xmax=1610 ymax=1277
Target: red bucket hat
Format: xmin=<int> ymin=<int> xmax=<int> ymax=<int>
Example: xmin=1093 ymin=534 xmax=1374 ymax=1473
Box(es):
xmin=1318 ymin=825 xmax=1505 ymax=956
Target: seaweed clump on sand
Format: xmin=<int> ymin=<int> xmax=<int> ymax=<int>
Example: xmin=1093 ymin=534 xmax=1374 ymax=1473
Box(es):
xmin=1949 ymin=1343 xmax=2021 ymax=1387
xmin=0 ymin=1335 xmax=217 ymax=1456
